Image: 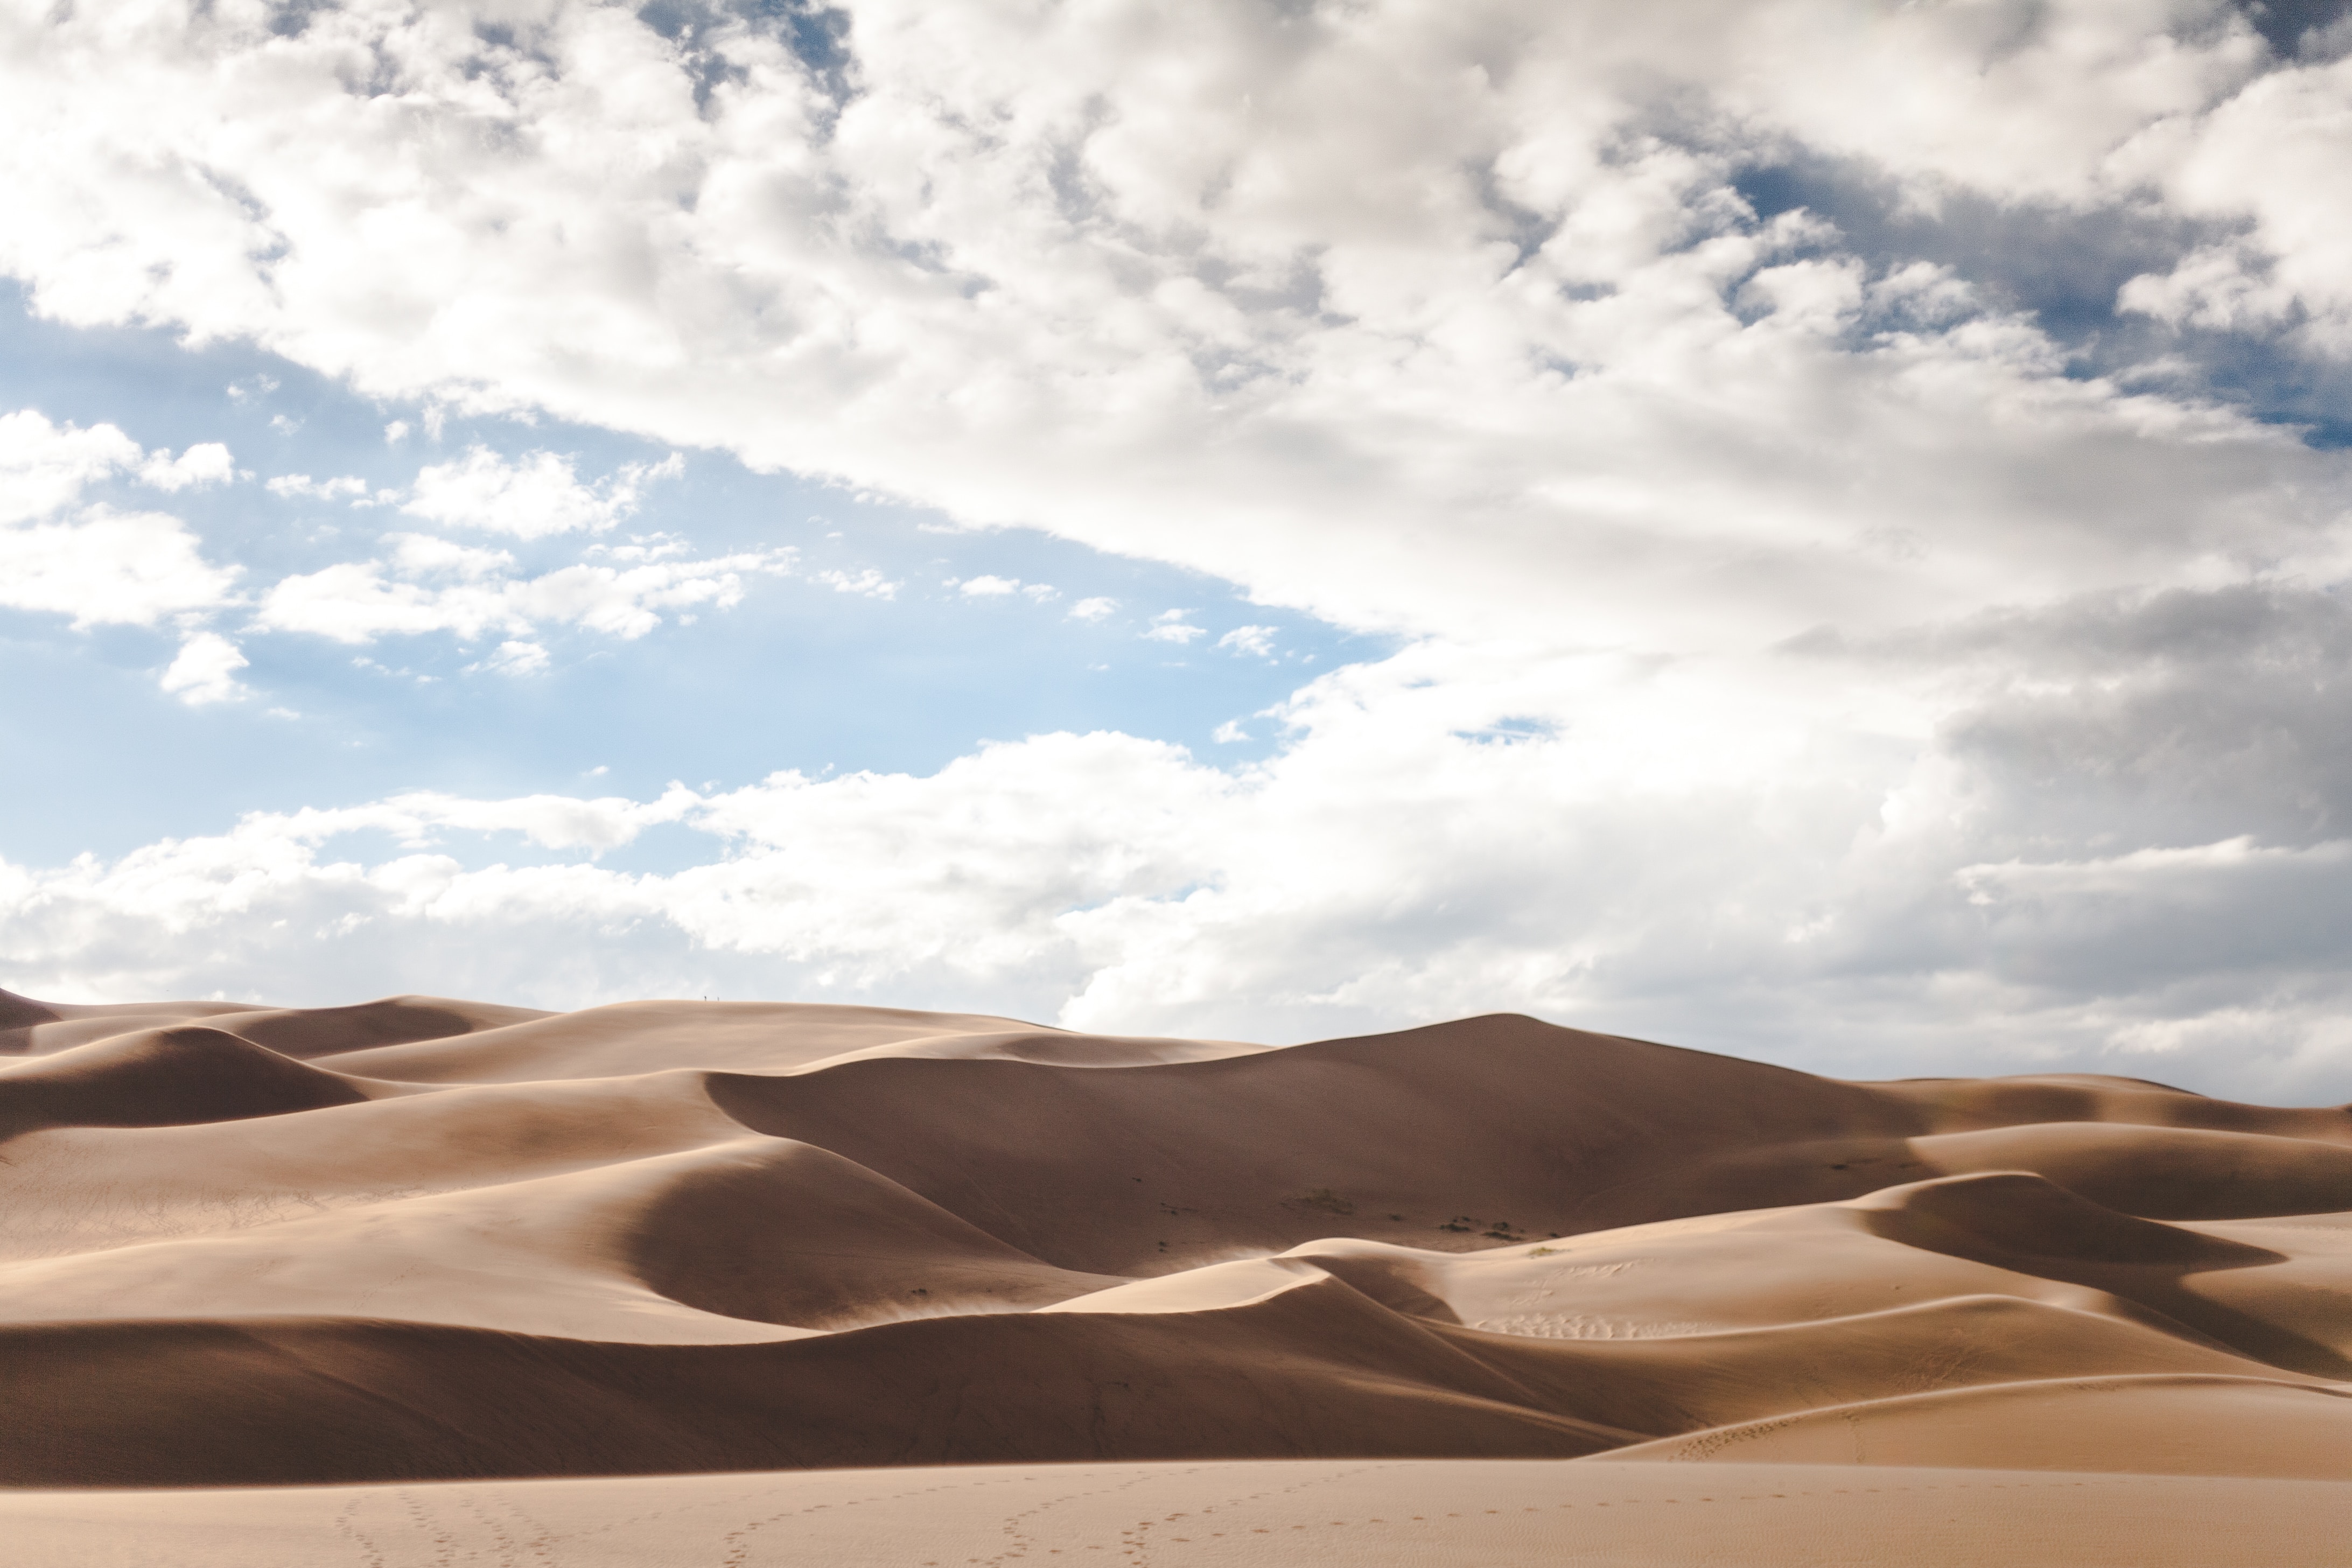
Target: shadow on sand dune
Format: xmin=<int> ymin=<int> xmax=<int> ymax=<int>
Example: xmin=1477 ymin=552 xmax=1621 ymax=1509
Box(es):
xmin=1 ymin=987 xmax=2348 ymax=1487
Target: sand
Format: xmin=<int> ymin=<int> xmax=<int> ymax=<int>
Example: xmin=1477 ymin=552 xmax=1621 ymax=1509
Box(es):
xmin=3 ymin=986 xmax=2347 ymax=1562
xmin=4 ymin=1461 xmax=2343 ymax=1567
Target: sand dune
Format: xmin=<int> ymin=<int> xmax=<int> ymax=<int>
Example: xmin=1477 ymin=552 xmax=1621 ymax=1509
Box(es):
xmin=0 ymin=992 xmax=537 ymax=1059
xmin=702 ymin=1014 xmax=2352 ymax=1273
xmin=1604 ymin=1375 xmax=2352 ymax=1479
xmin=0 ymin=1069 xmax=750 ymax=1260
xmin=0 ymin=1025 xmax=387 ymax=1139
xmin=310 ymin=999 xmax=1069 ymax=1083
xmin=1 ymin=984 xmax=2347 ymax=1539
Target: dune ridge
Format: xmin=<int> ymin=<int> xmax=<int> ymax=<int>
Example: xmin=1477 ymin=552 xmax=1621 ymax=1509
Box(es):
xmin=1 ymin=984 xmax=2348 ymax=1495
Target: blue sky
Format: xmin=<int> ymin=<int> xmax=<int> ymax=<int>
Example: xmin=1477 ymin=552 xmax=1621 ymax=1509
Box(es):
xmin=0 ymin=286 xmax=1375 ymax=867
xmin=6 ymin=1 xmax=2352 ymax=1101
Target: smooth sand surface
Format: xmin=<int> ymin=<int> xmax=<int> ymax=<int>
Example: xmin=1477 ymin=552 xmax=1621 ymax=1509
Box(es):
xmin=2 ymin=985 xmax=2348 ymax=1555
xmin=2 ymin=1461 xmax=2344 ymax=1567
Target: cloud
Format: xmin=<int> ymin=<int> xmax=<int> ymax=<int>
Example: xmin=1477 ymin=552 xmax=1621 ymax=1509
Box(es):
xmin=0 ymin=410 xmax=246 ymax=711
xmin=267 ymin=473 xmax=369 ymax=501
xmin=255 ymin=535 xmax=790 ymax=645
xmin=1217 ymin=625 xmax=1276 ymax=657
xmin=258 ymin=561 xmax=508 ymax=644
xmin=1145 ymin=611 xmax=1205 ymax=645
xmin=0 ymin=409 xmax=140 ymax=524
xmin=159 ymin=631 xmax=250 ymax=706
xmin=471 ymin=640 xmax=550 ymax=677
xmin=1 ymin=408 xmax=235 ymax=520
xmin=0 ymin=507 xmax=239 ymax=629
xmin=388 ymin=533 xmax=515 ymax=579
xmin=0 ymin=409 xmax=240 ymax=633
xmin=816 ymin=567 xmax=901 ymax=598
xmin=0 ymin=2 xmax=2336 ymax=656
xmin=403 ymin=447 xmax=681 ymax=539
xmin=137 ymin=442 xmax=233 ymax=492
xmin=1069 ymin=597 xmax=1119 ymax=622
xmin=2115 ymin=50 xmax=2352 ymax=356
xmin=953 ymin=575 xmax=1060 ymax=602
xmin=18 ymin=636 xmax=2352 ymax=1099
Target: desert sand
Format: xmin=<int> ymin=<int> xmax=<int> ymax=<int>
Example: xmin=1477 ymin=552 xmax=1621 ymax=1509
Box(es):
xmin=2 ymin=986 xmax=2347 ymax=1563
xmin=7 ymin=1461 xmax=2345 ymax=1567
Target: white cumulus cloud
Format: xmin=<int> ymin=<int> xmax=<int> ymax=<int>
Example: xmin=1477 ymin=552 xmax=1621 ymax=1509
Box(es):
xmin=136 ymin=442 xmax=233 ymax=492
xmin=159 ymin=631 xmax=250 ymax=706
xmin=0 ymin=1 xmax=2332 ymax=653
xmin=0 ymin=409 xmax=241 ymax=632
xmin=267 ymin=473 xmax=370 ymax=501
xmin=2115 ymin=49 xmax=2352 ymax=356
xmin=404 ymin=447 xmax=681 ymax=539
xmin=816 ymin=567 xmax=901 ymax=598
xmin=1145 ymin=611 xmax=1205 ymax=645
xmin=256 ymin=535 xmax=790 ymax=646
xmin=1217 ymin=625 xmax=1276 ymax=658
xmin=16 ymin=646 xmax=2352 ymax=1100
xmin=0 ymin=508 xmax=239 ymax=629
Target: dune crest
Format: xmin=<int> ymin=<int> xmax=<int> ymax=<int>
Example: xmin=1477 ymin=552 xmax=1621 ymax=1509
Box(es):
xmin=1 ymin=989 xmax=2348 ymax=1490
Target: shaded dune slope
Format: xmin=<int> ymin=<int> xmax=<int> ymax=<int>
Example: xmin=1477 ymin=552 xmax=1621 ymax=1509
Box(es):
xmin=0 ymin=986 xmax=58 ymax=1047
xmin=622 ymin=1138 xmax=1125 ymax=1327
xmin=0 ymin=1027 xmax=388 ymax=1140
xmin=191 ymin=996 xmax=549 ymax=1060
xmin=704 ymin=1015 xmax=2351 ymax=1271
xmin=1602 ymin=1375 xmax=2352 ymax=1480
xmin=0 ymin=986 xmax=533 ymax=1059
xmin=0 ymin=1136 xmax=1122 ymax=1341
xmin=1 ymin=991 xmax=2348 ymax=1486
xmin=8 ymin=1257 xmax=2346 ymax=1488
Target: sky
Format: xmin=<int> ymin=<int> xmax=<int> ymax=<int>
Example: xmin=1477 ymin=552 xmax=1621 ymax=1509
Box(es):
xmin=5 ymin=0 xmax=2352 ymax=1099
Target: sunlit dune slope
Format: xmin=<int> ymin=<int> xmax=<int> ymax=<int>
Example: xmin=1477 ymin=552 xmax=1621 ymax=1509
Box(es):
xmin=1 ymin=984 xmax=2347 ymax=1488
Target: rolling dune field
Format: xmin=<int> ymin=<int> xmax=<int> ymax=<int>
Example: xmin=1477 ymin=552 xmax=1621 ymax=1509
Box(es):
xmin=3 ymin=986 xmax=2348 ymax=1562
